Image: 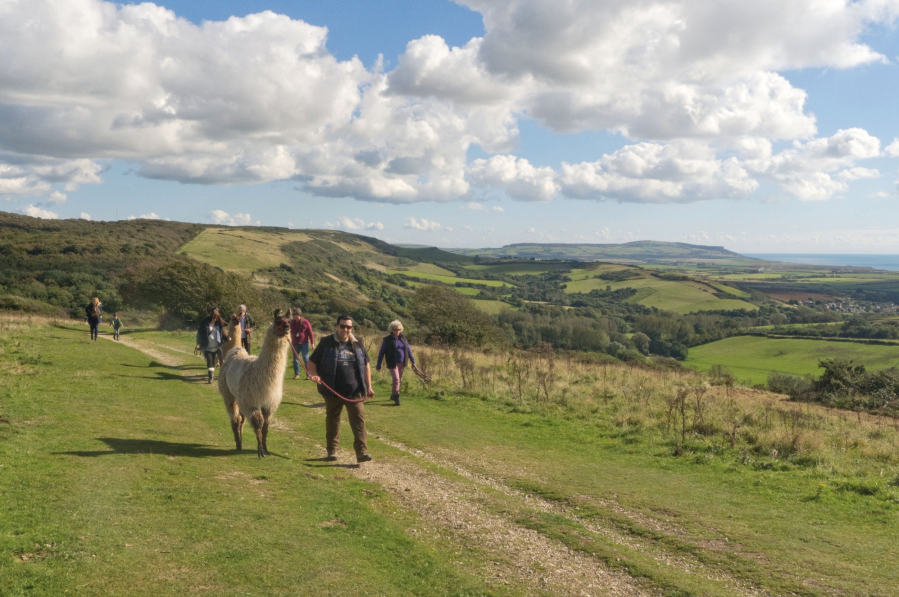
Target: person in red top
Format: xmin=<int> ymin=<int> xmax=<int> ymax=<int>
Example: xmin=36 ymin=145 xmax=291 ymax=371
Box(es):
xmin=289 ymin=307 xmax=315 ymax=379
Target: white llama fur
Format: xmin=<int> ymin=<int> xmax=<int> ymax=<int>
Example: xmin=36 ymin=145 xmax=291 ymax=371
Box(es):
xmin=220 ymin=313 xmax=241 ymax=355
xmin=218 ymin=310 xmax=291 ymax=457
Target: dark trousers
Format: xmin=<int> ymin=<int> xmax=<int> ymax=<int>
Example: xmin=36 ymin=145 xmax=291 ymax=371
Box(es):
xmin=204 ymin=349 xmax=223 ymax=369
xmin=241 ymin=337 xmax=251 ymax=354
xmin=88 ymin=318 xmax=99 ymax=341
xmin=324 ymin=393 xmax=367 ymax=456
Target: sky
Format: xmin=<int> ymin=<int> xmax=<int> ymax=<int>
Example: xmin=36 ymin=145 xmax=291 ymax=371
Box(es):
xmin=2 ymin=0 xmax=899 ymax=253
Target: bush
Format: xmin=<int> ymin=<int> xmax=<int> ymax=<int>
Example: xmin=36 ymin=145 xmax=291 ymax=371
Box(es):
xmin=767 ymin=372 xmax=813 ymax=398
xmin=411 ymin=286 xmax=503 ymax=348
xmin=708 ymin=364 xmax=736 ymax=386
xmin=120 ymin=257 xmax=285 ymax=328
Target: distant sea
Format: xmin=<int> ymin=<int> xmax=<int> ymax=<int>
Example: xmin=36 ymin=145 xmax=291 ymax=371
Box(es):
xmin=745 ymin=254 xmax=899 ymax=272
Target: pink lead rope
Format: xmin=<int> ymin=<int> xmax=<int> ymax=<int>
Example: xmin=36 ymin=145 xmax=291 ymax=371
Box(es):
xmin=289 ymin=341 xmax=369 ymax=403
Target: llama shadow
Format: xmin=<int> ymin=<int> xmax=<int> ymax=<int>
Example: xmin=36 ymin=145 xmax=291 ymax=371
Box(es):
xmin=57 ymin=437 xmax=282 ymax=458
xmin=58 ymin=437 xmax=238 ymax=457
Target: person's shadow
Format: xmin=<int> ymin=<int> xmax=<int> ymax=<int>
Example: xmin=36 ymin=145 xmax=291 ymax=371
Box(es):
xmin=57 ymin=437 xmax=286 ymax=458
xmin=302 ymin=457 xmax=360 ymax=469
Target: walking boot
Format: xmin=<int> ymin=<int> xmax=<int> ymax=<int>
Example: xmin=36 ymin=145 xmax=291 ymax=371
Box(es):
xmin=394 ymin=393 xmax=401 ymax=406
xmin=207 ymin=370 xmax=214 ymax=384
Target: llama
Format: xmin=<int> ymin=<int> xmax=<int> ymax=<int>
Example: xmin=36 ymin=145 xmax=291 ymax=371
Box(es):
xmin=220 ymin=313 xmax=242 ymax=356
xmin=218 ymin=309 xmax=291 ymax=457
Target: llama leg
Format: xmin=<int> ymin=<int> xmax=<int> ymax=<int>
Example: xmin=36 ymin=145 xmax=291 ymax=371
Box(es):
xmin=230 ymin=418 xmax=243 ymax=450
xmin=250 ymin=410 xmax=265 ymax=458
xmin=219 ymin=375 xmax=242 ymax=450
xmin=261 ymin=408 xmax=271 ymax=456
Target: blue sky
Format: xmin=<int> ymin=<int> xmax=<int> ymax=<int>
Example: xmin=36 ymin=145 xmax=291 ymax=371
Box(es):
xmin=2 ymin=0 xmax=899 ymax=252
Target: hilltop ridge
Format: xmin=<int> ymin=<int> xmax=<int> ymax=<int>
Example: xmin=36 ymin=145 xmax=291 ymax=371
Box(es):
xmin=449 ymin=240 xmax=756 ymax=263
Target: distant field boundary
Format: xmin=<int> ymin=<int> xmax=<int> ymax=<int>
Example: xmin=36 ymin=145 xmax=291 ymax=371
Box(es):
xmin=739 ymin=331 xmax=899 ymax=347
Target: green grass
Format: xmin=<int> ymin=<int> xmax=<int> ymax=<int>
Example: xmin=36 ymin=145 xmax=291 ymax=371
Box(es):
xmin=461 ymin=263 xmax=572 ymax=276
xmin=685 ymin=335 xmax=899 ymax=384
xmin=470 ymin=300 xmax=513 ymax=314
xmin=178 ymin=228 xmax=315 ymax=273
xmin=385 ymin=270 xmax=510 ymax=287
xmin=403 ymin=263 xmax=457 ymax=277
xmin=566 ymin=275 xmax=757 ymax=313
xmin=707 ymin=282 xmax=751 ymax=299
xmin=0 ymin=323 xmax=495 ymax=596
xmin=403 ymin=281 xmax=482 ymax=296
xmin=7 ymin=320 xmax=899 ymax=596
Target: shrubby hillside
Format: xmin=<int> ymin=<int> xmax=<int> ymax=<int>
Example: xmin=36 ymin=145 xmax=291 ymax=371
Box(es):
xmin=0 ymin=212 xmax=201 ymax=315
xmin=0 ymin=212 xmax=854 ymax=366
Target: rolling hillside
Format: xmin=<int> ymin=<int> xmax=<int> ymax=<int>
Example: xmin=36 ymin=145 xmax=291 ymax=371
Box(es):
xmin=451 ymin=240 xmax=764 ymax=264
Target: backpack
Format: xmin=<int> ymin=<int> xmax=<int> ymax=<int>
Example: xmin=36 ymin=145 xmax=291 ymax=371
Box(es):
xmin=87 ymin=304 xmax=100 ymax=318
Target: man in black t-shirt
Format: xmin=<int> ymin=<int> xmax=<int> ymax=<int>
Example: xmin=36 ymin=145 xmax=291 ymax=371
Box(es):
xmin=308 ymin=315 xmax=375 ymax=463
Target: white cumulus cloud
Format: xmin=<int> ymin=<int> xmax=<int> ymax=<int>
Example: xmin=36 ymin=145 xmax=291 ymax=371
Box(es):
xmin=468 ymin=155 xmax=559 ymax=201
xmin=0 ymin=0 xmax=893 ymax=206
xmin=20 ymin=204 xmax=59 ymax=219
xmin=80 ymin=212 xmax=91 ymax=220
xmin=209 ymin=210 xmax=255 ymax=226
xmin=404 ymin=217 xmax=442 ymax=231
xmin=558 ymin=142 xmax=758 ymax=203
xmin=325 ymin=216 xmax=385 ymax=231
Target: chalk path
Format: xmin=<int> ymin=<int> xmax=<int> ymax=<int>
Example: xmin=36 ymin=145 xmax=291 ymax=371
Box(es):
xmin=112 ymin=333 xmax=764 ymax=597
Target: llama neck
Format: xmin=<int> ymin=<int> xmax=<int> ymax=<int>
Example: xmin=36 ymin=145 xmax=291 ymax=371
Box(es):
xmin=256 ymin=325 xmax=290 ymax=376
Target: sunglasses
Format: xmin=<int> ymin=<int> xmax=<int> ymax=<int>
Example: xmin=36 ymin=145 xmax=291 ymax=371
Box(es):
xmin=338 ymin=324 xmax=353 ymax=330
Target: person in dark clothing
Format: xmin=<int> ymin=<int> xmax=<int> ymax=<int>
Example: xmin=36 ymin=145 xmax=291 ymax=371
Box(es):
xmin=237 ymin=304 xmax=255 ymax=354
xmin=195 ymin=308 xmax=230 ymax=384
xmin=111 ymin=313 xmax=123 ymax=341
xmin=85 ymin=297 xmax=102 ymax=341
xmin=307 ymin=314 xmax=375 ymax=463
xmin=376 ymin=320 xmax=415 ymax=406
xmin=289 ymin=307 xmax=315 ymax=379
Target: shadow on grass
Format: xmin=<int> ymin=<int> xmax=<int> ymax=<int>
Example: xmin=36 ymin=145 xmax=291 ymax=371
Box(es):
xmin=57 ymin=437 xmax=287 ymax=459
xmin=302 ymin=458 xmax=361 ymax=470
xmin=281 ymin=401 xmax=326 ymax=409
xmin=368 ymin=400 xmax=401 ymax=408
xmin=121 ymin=361 xmax=197 ymax=371
xmin=114 ymin=371 xmax=208 ymax=384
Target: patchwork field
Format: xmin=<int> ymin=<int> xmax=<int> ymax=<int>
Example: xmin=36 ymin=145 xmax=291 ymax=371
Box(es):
xmin=566 ymin=271 xmax=757 ymax=313
xmin=685 ymin=335 xmax=899 ymax=384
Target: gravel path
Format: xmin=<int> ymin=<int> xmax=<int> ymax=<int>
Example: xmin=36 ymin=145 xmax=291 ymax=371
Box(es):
xmin=112 ymin=336 xmax=759 ymax=596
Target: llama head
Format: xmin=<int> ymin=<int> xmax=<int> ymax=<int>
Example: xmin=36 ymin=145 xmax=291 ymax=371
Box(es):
xmin=272 ymin=309 xmax=290 ymax=337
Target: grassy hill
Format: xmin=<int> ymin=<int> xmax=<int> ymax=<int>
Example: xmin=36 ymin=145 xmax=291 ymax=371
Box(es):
xmin=451 ymin=240 xmax=762 ymax=264
xmin=5 ymin=316 xmax=899 ymax=596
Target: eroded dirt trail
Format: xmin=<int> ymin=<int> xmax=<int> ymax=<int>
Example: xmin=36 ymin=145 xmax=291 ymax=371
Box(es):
xmin=100 ymin=334 xmax=184 ymax=368
xmin=350 ymin=451 xmax=647 ymax=596
xmin=113 ymin=336 xmax=759 ymax=596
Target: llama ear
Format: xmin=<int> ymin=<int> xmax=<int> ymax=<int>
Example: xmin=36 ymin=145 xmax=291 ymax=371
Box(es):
xmin=273 ymin=308 xmax=282 ymax=319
